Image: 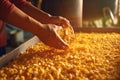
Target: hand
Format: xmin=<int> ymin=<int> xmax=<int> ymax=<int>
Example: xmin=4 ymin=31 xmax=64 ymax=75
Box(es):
xmin=47 ymin=16 xmax=72 ymax=27
xmin=36 ymin=24 xmax=69 ymax=49
xmin=46 ymin=16 xmax=74 ymax=35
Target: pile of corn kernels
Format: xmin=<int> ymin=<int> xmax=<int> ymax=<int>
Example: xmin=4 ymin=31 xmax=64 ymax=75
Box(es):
xmin=0 ymin=32 xmax=120 ymax=80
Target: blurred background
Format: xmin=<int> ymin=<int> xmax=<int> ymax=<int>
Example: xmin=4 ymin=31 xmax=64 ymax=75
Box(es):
xmin=6 ymin=0 xmax=120 ymax=52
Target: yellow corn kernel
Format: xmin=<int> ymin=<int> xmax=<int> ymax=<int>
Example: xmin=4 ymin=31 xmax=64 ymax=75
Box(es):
xmin=0 ymin=32 xmax=120 ymax=80
xmin=56 ymin=26 xmax=74 ymax=44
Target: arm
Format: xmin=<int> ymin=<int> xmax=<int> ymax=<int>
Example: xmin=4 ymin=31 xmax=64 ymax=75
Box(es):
xmin=0 ymin=0 xmax=68 ymax=49
xmin=10 ymin=0 xmax=71 ymax=27
xmin=5 ymin=6 xmax=43 ymax=35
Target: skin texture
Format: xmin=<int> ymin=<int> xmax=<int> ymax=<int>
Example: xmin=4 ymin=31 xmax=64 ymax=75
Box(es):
xmin=4 ymin=3 xmax=73 ymax=49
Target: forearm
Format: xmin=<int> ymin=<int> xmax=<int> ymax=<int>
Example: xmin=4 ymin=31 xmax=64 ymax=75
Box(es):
xmin=5 ymin=6 xmax=44 ymax=35
xmin=20 ymin=3 xmax=52 ymax=24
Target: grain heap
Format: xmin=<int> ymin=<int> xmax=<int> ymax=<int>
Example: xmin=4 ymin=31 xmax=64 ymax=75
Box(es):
xmin=0 ymin=32 xmax=120 ymax=80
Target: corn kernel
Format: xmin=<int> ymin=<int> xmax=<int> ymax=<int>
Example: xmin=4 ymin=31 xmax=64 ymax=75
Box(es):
xmin=0 ymin=32 xmax=120 ymax=80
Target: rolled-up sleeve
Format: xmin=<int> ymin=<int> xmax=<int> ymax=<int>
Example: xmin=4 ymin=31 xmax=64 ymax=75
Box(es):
xmin=0 ymin=0 xmax=15 ymax=21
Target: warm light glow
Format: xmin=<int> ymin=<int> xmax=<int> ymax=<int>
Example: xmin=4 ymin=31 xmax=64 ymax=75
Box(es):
xmin=0 ymin=32 xmax=120 ymax=80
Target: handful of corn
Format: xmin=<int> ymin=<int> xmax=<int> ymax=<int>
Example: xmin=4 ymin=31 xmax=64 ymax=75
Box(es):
xmin=0 ymin=32 xmax=120 ymax=80
xmin=56 ymin=26 xmax=74 ymax=44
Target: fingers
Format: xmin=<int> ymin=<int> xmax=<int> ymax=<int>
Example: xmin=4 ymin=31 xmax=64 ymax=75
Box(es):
xmin=48 ymin=25 xmax=69 ymax=49
xmin=49 ymin=16 xmax=74 ymax=34
xmin=57 ymin=16 xmax=71 ymax=27
xmin=50 ymin=16 xmax=71 ymax=27
xmin=57 ymin=16 xmax=74 ymax=34
xmin=50 ymin=35 xmax=69 ymax=49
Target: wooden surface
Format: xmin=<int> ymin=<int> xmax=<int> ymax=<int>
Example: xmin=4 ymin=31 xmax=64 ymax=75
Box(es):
xmin=74 ymin=27 xmax=120 ymax=33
